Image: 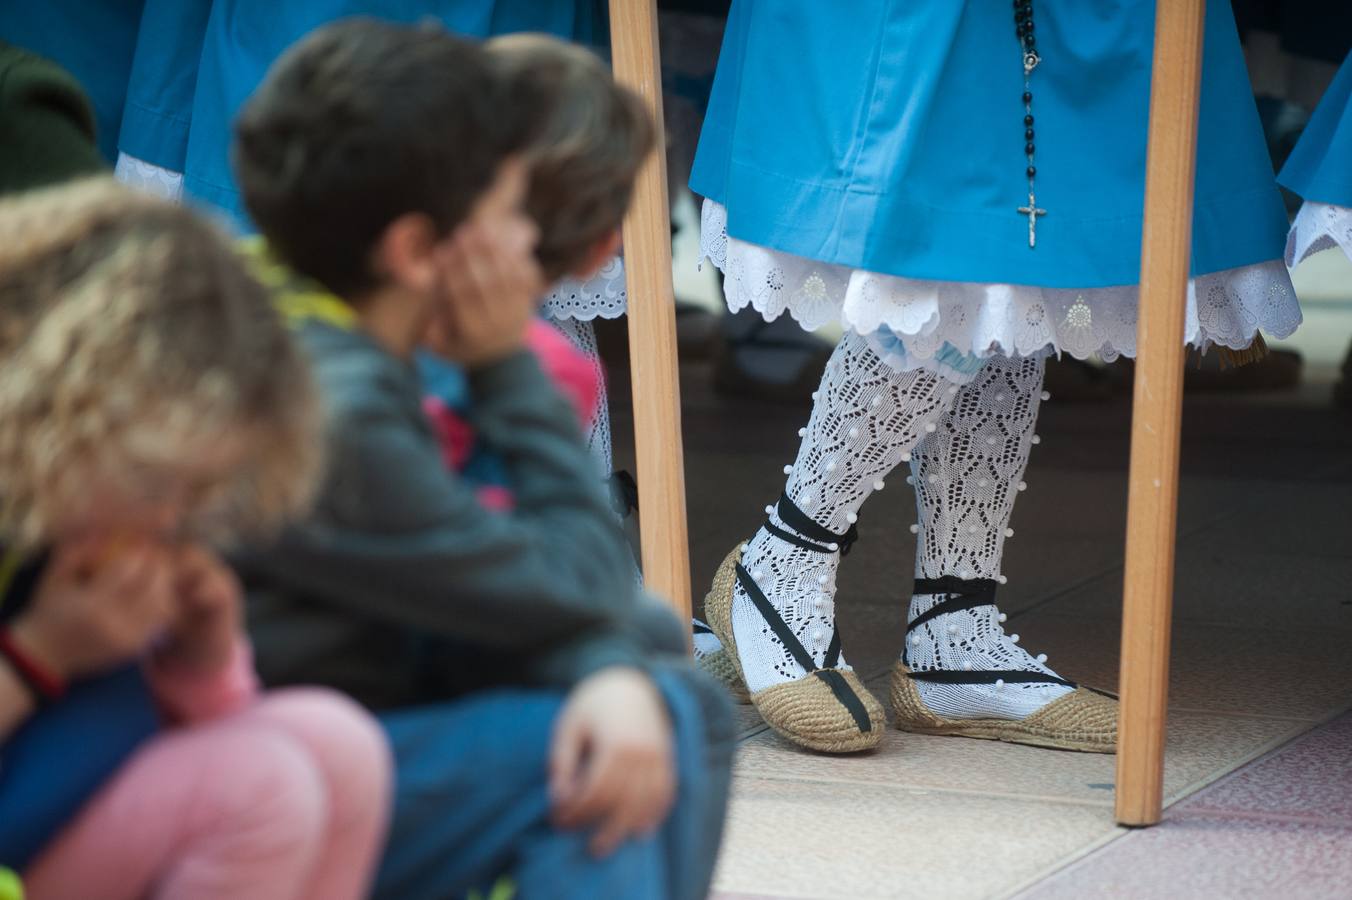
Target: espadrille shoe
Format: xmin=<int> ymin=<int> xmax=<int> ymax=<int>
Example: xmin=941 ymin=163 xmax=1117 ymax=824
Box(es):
xmin=704 ymin=546 xmax=884 ymax=753
xmin=892 ymin=577 xmax=1116 ymax=752
xmin=697 ymin=646 xmax=751 ymax=704
xmin=890 ymin=662 xmax=1117 ymax=752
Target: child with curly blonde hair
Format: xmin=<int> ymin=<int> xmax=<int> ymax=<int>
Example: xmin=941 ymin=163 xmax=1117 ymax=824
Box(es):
xmin=0 ymin=178 xmax=391 ymax=900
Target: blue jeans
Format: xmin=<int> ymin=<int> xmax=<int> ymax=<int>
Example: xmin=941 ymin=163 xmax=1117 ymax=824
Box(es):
xmin=0 ymin=666 xmax=159 ymax=869
xmin=374 ymin=664 xmax=733 ymax=900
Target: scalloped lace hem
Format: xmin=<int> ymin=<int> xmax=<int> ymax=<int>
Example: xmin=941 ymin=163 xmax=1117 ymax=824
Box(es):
xmin=540 ymin=256 xmax=627 ymax=321
xmin=701 ymin=199 xmax=1301 ymax=366
xmin=1286 ymin=201 xmax=1352 ymax=267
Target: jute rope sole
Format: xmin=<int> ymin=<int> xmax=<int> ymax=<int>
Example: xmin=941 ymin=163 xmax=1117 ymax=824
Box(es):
xmin=889 ymin=663 xmax=1117 ymax=753
xmin=704 ymin=547 xmax=884 ymax=753
xmin=698 ymin=648 xmax=751 ymax=704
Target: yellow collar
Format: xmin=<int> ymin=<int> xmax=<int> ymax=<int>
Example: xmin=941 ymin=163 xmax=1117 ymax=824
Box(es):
xmin=239 ymin=237 xmax=358 ymax=331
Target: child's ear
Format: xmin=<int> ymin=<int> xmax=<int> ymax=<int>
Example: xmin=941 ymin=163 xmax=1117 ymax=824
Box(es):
xmin=569 ymin=228 xmax=623 ymax=280
xmin=373 ymin=213 xmax=441 ymax=294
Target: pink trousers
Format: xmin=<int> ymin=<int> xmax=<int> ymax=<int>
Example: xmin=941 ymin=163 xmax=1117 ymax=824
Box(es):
xmin=24 ymin=688 xmax=391 ymax=900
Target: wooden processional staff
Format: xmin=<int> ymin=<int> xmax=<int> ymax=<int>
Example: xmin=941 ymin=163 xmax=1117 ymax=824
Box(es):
xmin=1117 ymin=0 xmax=1207 ymax=827
xmin=608 ymin=0 xmax=693 ymax=628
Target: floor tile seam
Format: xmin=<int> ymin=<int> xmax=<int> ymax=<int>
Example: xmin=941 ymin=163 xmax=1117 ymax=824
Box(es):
xmin=731 ymin=715 xmax=1336 ymax=821
xmin=995 ymin=827 xmax=1133 ymax=900
xmin=1169 ymin=806 xmax=1352 ymax=829
xmin=728 ymin=753 xmax=1307 ymax=815
xmin=1159 ymin=720 xmax=1325 ymax=807
xmin=712 ymin=889 xmax=833 ymax=900
xmin=726 ymin=771 xmax=1120 ymax=810
xmin=711 ymin=884 xmax=834 ymax=900
xmin=1165 ymin=700 xmax=1352 ymax=802
xmin=1000 ymin=764 xmax=1352 ymax=900
xmin=1170 ymin=699 xmax=1352 ymax=760
xmin=1164 ymin=706 xmax=1322 ymax=721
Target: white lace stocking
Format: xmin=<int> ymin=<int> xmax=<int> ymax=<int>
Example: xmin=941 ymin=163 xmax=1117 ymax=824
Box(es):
xmin=692 ymin=619 xmax=722 ymax=660
xmin=733 ymin=332 xmax=958 ymax=693
xmin=548 ymin=317 xmax=613 ymax=480
xmin=904 ymin=355 xmax=1072 ymax=720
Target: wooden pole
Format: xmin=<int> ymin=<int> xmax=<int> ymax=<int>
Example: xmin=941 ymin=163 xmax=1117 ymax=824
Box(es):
xmin=608 ymin=1 xmax=693 ymax=626
xmin=1115 ymin=0 xmax=1206 ymax=827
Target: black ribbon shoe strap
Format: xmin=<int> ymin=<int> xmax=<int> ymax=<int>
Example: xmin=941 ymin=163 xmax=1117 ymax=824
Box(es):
xmin=906 ymin=579 xmax=999 ymax=635
xmin=763 ymin=520 xmax=836 ymax=555
xmin=734 ymin=562 xmax=872 ymax=733
xmin=907 ymin=669 xmax=1076 ymax=689
xmin=692 ymin=621 xmax=714 ymax=636
xmin=822 ymin=627 xmax=842 ymax=670
xmin=914 ymin=576 xmax=998 ymax=598
xmin=905 ymin=577 xmax=1074 ymax=689
xmin=776 ymin=493 xmax=859 ymax=556
xmin=814 ymin=669 xmax=874 ymax=734
xmin=735 ymin=562 xmax=817 ymax=674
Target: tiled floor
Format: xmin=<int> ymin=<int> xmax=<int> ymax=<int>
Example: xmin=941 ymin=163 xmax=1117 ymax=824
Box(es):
xmin=1017 ymin=711 xmax=1352 ymax=900
xmin=605 ymin=297 xmax=1352 ymax=897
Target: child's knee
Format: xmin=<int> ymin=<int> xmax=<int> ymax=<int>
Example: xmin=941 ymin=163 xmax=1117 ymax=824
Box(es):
xmin=254 ymin=688 xmax=393 ymax=814
xmin=196 ymin=728 xmax=330 ymax=859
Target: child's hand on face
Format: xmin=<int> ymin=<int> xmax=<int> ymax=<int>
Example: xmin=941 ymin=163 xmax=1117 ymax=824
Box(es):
xmin=10 ymin=539 xmax=178 ymax=680
xmin=548 ymin=666 xmax=677 ymax=858
xmin=154 ymin=544 xmax=243 ymax=675
xmin=426 ymin=222 xmax=544 ymax=369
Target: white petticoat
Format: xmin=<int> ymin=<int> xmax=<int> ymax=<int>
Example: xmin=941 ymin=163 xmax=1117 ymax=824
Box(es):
xmin=540 ymin=256 xmax=628 ymax=321
xmin=1286 ymin=201 xmax=1352 ymax=267
xmin=701 ymin=199 xmax=1302 ymax=378
xmin=114 ymin=154 xmax=185 ymax=202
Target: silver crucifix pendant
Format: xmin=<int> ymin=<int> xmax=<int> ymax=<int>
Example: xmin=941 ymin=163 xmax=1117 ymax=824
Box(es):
xmin=1017 ymin=192 xmax=1046 ymax=248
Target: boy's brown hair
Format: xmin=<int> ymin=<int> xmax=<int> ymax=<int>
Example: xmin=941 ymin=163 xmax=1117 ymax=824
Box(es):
xmin=0 ymin=177 xmax=323 ymax=548
xmin=487 ymin=34 xmax=655 ymax=282
xmin=235 ymin=18 xmax=519 ymax=300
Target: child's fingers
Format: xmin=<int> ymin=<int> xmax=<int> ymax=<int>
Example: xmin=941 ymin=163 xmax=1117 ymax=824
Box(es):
xmin=174 ymin=545 xmax=233 ymax=601
xmin=448 ymin=229 xmax=498 ymax=314
xmin=480 ymin=234 xmax=521 ymax=290
xmin=558 ymin=747 xmax=623 ymax=831
xmin=548 ymin=715 xmax=588 ymax=811
xmin=131 ymin=549 xmax=175 ymax=610
xmin=633 ymin=759 xmax=676 ymax=837
xmin=175 ymin=542 xmax=213 ymax=572
xmin=434 ymin=235 xmax=480 ymax=311
xmin=589 ymin=808 xmax=636 ymax=858
xmin=47 ymin=538 xmax=110 ymax=579
xmin=103 ymin=547 xmax=177 ymax=626
xmin=589 ymin=770 xmax=651 ymax=858
xmin=94 ymin=543 xmax=158 ymax=593
xmin=484 ymin=234 xmax=540 ymax=304
xmin=173 ymin=543 xmax=211 ymax=592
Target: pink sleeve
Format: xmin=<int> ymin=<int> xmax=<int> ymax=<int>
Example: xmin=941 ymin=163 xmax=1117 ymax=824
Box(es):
xmin=525 ymin=319 xmax=601 ymax=427
xmin=144 ymin=637 xmax=259 ymax=724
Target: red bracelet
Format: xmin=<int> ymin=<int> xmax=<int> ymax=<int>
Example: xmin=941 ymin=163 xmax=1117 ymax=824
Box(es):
xmin=0 ymin=628 xmax=66 ymax=704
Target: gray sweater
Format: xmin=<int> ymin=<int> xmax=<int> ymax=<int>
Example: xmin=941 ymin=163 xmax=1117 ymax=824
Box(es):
xmin=241 ymin=319 xmax=672 ymax=710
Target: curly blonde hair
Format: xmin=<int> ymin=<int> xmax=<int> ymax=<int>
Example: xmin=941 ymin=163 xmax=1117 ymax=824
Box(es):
xmin=0 ymin=177 xmax=324 ymax=550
